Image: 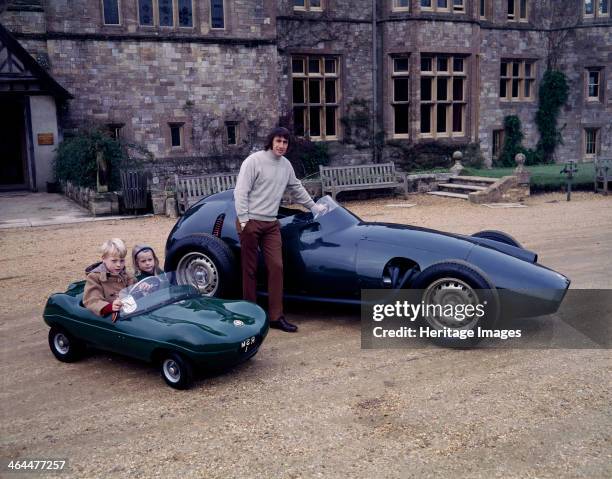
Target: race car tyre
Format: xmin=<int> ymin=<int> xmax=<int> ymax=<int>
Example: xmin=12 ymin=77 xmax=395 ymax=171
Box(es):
xmin=166 ymin=233 xmax=237 ymax=297
xmin=472 ymin=230 xmax=522 ymax=248
xmin=411 ymin=260 xmax=500 ymax=347
xmin=48 ymin=326 xmax=84 ymax=362
xmin=160 ymin=352 xmax=194 ymax=390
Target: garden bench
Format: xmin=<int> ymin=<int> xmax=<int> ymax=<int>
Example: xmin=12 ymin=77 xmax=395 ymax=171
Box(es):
xmin=319 ymin=162 xmax=406 ymax=200
xmin=175 ymin=172 xmax=238 ymax=214
xmin=594 ymin=157 xmax=611 ymax=195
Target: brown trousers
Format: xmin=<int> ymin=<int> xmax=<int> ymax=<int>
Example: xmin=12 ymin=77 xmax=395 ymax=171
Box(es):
xmin=237 ymin=219 xmax=283 ymax=322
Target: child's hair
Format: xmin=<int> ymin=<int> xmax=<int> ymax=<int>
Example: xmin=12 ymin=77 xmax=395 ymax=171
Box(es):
xmin=100 ymin=238 xmax=127 ymax=258
xmin=132 ymin=244 xmax=161 ymax=274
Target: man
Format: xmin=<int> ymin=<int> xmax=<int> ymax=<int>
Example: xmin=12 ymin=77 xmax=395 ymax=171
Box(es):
xmin=234 ymin=127 xmax=324 ymax=332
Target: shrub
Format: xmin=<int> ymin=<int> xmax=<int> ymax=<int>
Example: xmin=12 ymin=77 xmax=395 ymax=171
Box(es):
xmin=286 ymin=137 xmax=330 ymax=177
xmin=54 ymin=129 xmax=127 ymax=190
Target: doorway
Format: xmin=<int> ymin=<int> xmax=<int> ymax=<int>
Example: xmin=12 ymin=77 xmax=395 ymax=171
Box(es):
xmin=0 ymin=97 xmax=28 ymax=189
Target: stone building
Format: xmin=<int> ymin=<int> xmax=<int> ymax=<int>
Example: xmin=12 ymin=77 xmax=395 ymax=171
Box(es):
xmin=0 ymin=0 xmax=610 ymax=191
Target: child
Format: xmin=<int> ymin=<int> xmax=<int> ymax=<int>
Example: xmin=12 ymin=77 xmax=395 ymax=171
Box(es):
xmin=131 ymin=244 xmax=163 ymax=280
xmin=84 ymin=238 xmax=136 ymax=317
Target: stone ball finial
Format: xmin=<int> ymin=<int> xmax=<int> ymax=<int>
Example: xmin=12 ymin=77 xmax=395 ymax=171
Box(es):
xmin=515 ymin=153 xmax=526 ymax=168
xmin=514 ymin=153 xmax=530 ymax=185
xmin=450 ymin=150 xmax=464 ymax=175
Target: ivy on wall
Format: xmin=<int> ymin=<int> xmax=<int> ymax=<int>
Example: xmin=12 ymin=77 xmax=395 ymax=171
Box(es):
xmin=535 ymin=70 xmax=569 ymax=163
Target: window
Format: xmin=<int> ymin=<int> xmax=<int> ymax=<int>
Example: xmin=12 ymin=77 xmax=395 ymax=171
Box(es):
xmin=211 ymin=0 xmax=225 ymax=28
xmin=500 ymin=59 xmax=535 ymax=101
xmin=294 ymin=0 xmax=323 ymax=11
xmin=586 ymin=68 xmax=602 ymax=101
xmin=478 ymin=0 xmax=490 ymax=19
xmin=138 ymin=0 xmax=193 ymax=28
xmin=392 ymin=0 xmax=410 ymax=11
xmin=292 ymin=55 xmax=339 ymax=140
xmin=391 ymin=56 xmax=410 ymax=137
xmin=584 ymin=128 xmax=599 ymax=157
xmin=419 ymin=54 xmax=467 ymax=138
xmin=107 ymin=123 xmax=124 ymax=140
xmin=169 ymin=123 xmax=184 ymax=148
xmin=102 ymin=0 xmax=120 ymax=25
xmin=492 ymin=129 xmax=504 ymax=161
xmin=420 ymin=0 xmax=466 ymax=12
xmin=453 ymin=0 xmax=465 ymax=12
xmin=507 ymin=0 xmax=528 ymax=21
xmin=584 ymin=0 xmax=609 ymax=17
xmin=226 ymin=123 xmax=239 ymax=145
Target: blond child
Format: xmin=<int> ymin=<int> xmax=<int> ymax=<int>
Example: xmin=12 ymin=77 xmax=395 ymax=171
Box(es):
xmin=131 ymin=244 xmax=163 ymax=280
xmin=84 ymin=238 xmax=136 ymax=317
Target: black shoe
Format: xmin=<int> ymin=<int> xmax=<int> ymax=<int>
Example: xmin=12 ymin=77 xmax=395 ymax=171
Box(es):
xmin=269 ymin=317 xmax=298 ymax=333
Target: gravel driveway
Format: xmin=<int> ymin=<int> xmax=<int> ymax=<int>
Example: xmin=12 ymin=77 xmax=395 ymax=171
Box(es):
xmin=1 ymin=192 xmax=610 ymax=478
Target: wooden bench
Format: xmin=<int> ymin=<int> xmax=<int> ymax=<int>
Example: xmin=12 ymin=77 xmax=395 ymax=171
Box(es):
xmin=594 ymin=158 xmax=611 ymax=195
xmin=319 ymin=163 xmax=406 ymax=200
xmin=175 ymin=172 xmax=238 ymax=214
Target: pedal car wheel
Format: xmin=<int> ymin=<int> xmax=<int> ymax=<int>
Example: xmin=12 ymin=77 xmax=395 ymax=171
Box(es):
xmin=160 ymin=352 xmax=194 ymax=390
xmin=412 ymin=260 xmax=500 ymax=347
xmin=48 ymin=326 xmax=83 ymax=362
xmin=472 ymin=230 xmax=522 ymax=248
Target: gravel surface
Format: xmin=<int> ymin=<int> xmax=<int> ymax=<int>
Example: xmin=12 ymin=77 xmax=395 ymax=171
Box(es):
xmin=1 ymin=192 xmax=611 ymax=478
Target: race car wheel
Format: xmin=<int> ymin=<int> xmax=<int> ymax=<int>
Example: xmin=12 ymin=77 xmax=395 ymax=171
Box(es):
xmin=160 ymin=352 xmax=194 ymax=390
xmin=412 ymin=260 xmax=500 ymax=347
xmin=472 ymin=230 xmax=522 ymax=248
xmin=48 ymin=326 xmax=84 ymax=362
xmin=166 ymin=234 xmax=237 ymax=297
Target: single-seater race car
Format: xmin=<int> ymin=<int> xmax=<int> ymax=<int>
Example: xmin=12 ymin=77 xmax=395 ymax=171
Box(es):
xmin=164 ymin=191 xmax=570 ymax=345
xmin=44 ymin=273 xmax=268 ymax=389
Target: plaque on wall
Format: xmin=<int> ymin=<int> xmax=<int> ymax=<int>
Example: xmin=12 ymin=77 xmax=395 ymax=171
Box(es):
xmin=37 ymin=133 xmax=54 ymax=145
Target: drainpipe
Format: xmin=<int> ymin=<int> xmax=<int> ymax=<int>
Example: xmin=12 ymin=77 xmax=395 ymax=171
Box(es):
xmin=371 ymin=0 xmax=378 ymax=162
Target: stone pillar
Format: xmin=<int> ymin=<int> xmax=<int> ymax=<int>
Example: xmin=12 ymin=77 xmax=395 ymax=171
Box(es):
xmin=514 ymin=153 xmax=530 ymax=185
xmin=449 ymin=151 xmax=464 ymax=176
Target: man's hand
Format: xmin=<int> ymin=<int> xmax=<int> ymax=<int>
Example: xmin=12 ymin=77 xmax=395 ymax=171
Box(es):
xmin=111 ymin=299 xmax=123 ymax=312
xmin=311 ymin=204 xmax=328 ymax=217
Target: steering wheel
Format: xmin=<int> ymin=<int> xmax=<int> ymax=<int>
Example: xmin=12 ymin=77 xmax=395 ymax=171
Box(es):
xmin=128 ymin=276 xmax=162 ymax=298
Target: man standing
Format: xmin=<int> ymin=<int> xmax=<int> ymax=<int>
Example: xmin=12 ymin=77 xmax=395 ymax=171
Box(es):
xmin=234 ymin=127 xmax=323 ymax=332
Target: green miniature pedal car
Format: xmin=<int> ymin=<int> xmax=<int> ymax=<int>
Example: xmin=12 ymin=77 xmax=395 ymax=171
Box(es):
xmin=43 ymin=274 xmax=268 ymax=389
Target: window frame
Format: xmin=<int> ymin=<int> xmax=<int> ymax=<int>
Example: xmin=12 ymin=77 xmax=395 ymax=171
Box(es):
xmin=225 ymin=122 xmax=239 ymax=146
xmin=499 ymin=59 xmax=536 ymax=102
xmin=210 ymin=0 xmax=225 ymax=30
xmin=169 ymin=122 xmax=185 ymax=150
xmin=586 ymin=68 xmax=603 ymax=102
xmin=137 ymin=0 xmax=194 ymax=29
xmin=293 ymin=0 xmax=324 ymax=12
xmin=390 ymin=55 xmax=411 ymax=139
xmin=419 ymin=53 xmax=468 ymax=139
xmin=584 ymin=128 xmax=600 ymax=158
xmin=507 ymin=0 xmax=528 ymax=22
xmin=584 ymin=0 xmax=610 ymax=18
xmin=291 ymin=55 xmax=340 ymax=141
xmin=102 ymin=0 xmax=122 ymax=26
xmin=478 ymin=0 xmax=491 ymax=19
xmin=392 ymin=0 xmax=411 ymax=12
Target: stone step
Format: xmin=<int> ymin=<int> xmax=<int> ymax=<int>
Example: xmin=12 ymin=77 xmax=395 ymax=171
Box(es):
xmin=427 ymin=191 xmax=469 ymax=200
xmin=449 ymin=176 xmax=497 ymax=186
xmin=438 ymin=183 xmax=488 ymax=192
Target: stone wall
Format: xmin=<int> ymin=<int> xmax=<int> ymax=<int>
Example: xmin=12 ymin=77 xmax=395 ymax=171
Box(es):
xmin=2 ymin=0 xmax=609 ymax=180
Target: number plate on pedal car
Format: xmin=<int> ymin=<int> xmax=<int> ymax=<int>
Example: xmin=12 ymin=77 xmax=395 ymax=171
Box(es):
xmin=240 ymin=336 xmax=257 ymax=353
